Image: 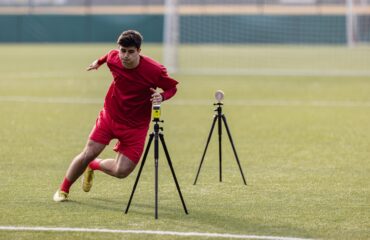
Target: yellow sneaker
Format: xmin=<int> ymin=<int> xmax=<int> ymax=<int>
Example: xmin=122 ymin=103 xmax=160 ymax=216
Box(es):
xmin=53 ymin=190 xmax=68 ymax=202
xmin=82 ymin=166 xmax=94 ymax=192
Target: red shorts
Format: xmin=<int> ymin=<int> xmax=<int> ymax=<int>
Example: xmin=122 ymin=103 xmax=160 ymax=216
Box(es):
xmin=89 ymin=110 xmax=149 ymax=164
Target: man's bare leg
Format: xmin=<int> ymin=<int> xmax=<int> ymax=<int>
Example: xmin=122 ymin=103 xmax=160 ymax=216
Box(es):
xmin=65 ymin=140 xmax=106 ymax=182
xmin=81 ymin=153 xmax=137 ymax=193
xmin=53 ymin=139 xmax=105 ymax=202
xmin=97 ymin=153 xmax=137 ymax=179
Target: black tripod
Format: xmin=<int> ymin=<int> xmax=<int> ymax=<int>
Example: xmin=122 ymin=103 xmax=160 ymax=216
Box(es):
xmin=193 ymin=102 xmax=247 ymax=185
xmin=125 ymin=118 xmax=188 ymax=219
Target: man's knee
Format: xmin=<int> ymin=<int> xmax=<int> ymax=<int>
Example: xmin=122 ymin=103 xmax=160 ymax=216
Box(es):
xmin=114 ymin=154 xmax=136 ymax=179
xmin=114 ymin=162 xmax=136 ymax=179
xmin=115 ymin=169 xmax=130 ymax=179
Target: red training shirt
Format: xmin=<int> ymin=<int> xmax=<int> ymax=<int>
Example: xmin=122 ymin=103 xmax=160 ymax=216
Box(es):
xmin=96 ymin=49 xmax=178 ymax=128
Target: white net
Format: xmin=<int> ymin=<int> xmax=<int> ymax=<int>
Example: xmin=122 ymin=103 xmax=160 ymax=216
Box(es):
xmin=1 ymin=0 xmax=369 ymax=76
xmin=164 ymin=0 xmax=370 ymax=76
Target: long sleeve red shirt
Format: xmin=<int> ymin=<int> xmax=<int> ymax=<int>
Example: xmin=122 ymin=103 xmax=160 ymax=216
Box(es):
xmin=97 ymin=49 xmax=178 ymax=128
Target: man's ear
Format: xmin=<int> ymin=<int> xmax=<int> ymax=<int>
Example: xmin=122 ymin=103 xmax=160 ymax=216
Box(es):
xmin=137 ymin=48 xmax=141 ymax=53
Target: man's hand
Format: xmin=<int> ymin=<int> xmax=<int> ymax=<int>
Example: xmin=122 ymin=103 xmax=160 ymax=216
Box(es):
xmin=150 ymin=88 xmax=163 ymax=105
xmin=86 ymin=60 xmax=100 ymax=71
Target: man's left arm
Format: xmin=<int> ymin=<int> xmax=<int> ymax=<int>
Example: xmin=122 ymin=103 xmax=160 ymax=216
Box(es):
xmin=151 ymin=66 xmax=179 ymax=104
xmin=160 ymin=86 xmax=177 ymax=101
xmin=150 ymin=86 xmax=177 ymax=105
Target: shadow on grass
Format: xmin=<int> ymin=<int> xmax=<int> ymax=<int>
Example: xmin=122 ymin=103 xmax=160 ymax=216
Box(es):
xmin=67 ymin=196 xmax=182 ymax=217
xmin=66 ymin=196 xmax=313 ymax=239
xmin=67 ymin=198 xmax=124 ymax=213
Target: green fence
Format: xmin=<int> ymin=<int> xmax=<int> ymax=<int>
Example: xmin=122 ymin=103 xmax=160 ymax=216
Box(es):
xmin=0 ymin=14 xmax=368 ymax=43
xmin=0 ymin=15 xmax=163 ymax=42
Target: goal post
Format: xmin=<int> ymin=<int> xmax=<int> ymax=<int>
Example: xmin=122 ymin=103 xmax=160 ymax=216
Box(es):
xmin=163 ymin=0 xmax=179 ymax=74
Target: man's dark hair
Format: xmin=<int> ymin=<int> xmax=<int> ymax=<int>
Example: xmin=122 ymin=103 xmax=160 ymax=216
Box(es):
xmin=117 ymin=30 xmax=143 ymax=49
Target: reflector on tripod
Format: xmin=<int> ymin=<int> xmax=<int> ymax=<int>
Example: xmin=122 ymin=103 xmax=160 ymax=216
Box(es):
xmin=215 ymin=90 xmax=224 ymax=102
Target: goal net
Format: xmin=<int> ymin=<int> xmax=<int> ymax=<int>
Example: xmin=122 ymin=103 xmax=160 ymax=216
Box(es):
xmin=163 ymin=0 xmax=370 ymax=76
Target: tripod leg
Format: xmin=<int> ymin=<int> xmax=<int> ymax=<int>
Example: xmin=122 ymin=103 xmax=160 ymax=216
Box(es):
xmin=221 ymin=115 xmax=247 ymax=185
xmin=218 ymin=114 xmax=222 ymax=182
xmin=125 ymin=134 xmax=154 ymax=213
xmin=159 ymin=134 xmax=188 ymax=214
xmin=193 ymin=115 xmax=217 ymax=185
xmin=154 ymin=132 xmax=159 ymax=219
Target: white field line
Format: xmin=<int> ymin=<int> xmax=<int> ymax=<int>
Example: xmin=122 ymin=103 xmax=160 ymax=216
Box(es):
xmin=0 ymin=226 xmax=315 ymax=240
xmin=179 ymin=68 xmax=370 ymax=77
xmin=1 ymin=95 xmax=370 ymax=108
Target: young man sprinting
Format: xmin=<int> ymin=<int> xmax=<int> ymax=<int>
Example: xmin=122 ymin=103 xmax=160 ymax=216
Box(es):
xmin=53 ymin=30 xmax=178 ymax=202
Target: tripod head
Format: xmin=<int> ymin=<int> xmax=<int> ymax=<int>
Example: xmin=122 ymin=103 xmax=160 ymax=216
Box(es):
xmin=152 ymin=104 xmax=164 ymax=132
xmin=152 ymin=104 xmax=161 ymax=121
xmin=213 ymin=90 xmax=225 ymax=114
xmin=152 ymin=104 xmax=164 ymax=122
xmin=213 ymin=102 xmax=223 ymax=106
xmin=215 ymin=90 xmax=224 ymax=103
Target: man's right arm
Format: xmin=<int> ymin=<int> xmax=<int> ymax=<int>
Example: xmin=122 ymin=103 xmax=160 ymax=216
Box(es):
xmin=86 ymin=54 xmax=108 ymax=71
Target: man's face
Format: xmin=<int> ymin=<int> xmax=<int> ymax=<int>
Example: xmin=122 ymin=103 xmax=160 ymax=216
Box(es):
xmin=118 ymin=46 xmax=141 ymax=68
